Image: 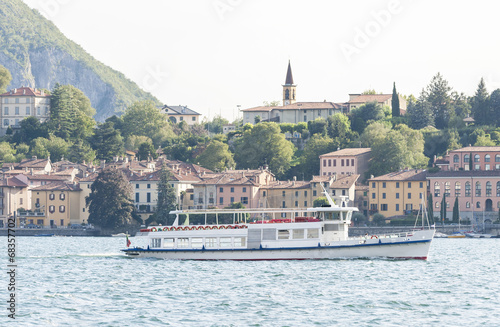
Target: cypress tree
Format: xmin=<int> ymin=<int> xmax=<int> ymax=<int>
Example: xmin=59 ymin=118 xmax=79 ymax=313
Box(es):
xmin=427 ymin=194 xmax=434 ymax=225
xmin=452 ymin=197 xmax=459 ymax=223
xmin=392 ymin=82 xmax=400 ymax=117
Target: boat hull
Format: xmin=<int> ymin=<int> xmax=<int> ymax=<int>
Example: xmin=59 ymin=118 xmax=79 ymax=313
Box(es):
xmin=122 ymin=231 xmax=434 ymax=260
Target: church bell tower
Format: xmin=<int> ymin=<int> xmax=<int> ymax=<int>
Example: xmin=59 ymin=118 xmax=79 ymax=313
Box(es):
xmin=282 ymin=60 xmax=296 ymax=106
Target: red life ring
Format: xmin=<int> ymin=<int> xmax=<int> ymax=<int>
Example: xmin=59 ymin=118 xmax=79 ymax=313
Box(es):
xmin=371 ymin=235 xmax=378 ymax=239
xmin=151 ymin=227 xmax=157 ymax=232
xmin=163 ymin=227 xmax=168 ymax=231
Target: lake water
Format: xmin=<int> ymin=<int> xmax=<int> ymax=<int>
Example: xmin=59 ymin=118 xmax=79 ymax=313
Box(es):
xmin=1 ymin=236 xmax=499 ymax=326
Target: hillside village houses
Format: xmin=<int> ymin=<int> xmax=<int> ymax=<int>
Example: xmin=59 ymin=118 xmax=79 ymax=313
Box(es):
xmin=241 ymin=61 xmax=406 ymax=125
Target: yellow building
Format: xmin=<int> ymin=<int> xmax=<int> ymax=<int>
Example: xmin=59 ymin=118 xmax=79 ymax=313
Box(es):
xmin=368 ymin=170 xmax=427 ymax=218
xmin=30 ymin=182 xmax=81 ymax=227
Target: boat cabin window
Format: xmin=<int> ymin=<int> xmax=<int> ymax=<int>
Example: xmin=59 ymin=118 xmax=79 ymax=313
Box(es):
xmin=234 ymin=237 xmax=246 ymax=247
xmin=307 ymin=229 xmax=319 ymax=239
xmin=220 ymin=237 xmax=232 ymax=248
xmin=263 ymin=228 xmax=277 ymax=241
xmin=191 ymin=238 xmax=203 ymax=249
xmin=177 ymin=238 xmax=189 ymax=248
xmin=293 ymin=229 xmax=304 ymax=239
xmin=278 ymin=229 xmax=290 ymax=239
xmin=206 ymin=237 xmax=217 ymax=248
xmin=151 ymin=238 xmax=161 ymax=248
xmin=163 ymin=238 xmax=174 ymax=248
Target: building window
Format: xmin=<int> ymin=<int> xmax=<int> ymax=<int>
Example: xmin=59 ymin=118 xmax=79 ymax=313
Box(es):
xmin=455 ymin=182 xmax=461 ymax=196
xmin=219 ymin=197 xmax=223 ymax=204
xmin=408 ymin=193 xmax=411 ymax=199
xmin=3 ymin=119 xmax=8 ymax=126
xmin=474 ymin=154 xmax=480 ymax=162
xmin=380 ymin=204 xmax=388 ymax=211
xmin=475 ymin=182 xmax=481 ymax=197
xmin=3 ymin=107 xmax=8 ymax=115
xmin=219 ymin=187 xmax=223 ymax=193
xmin=294 ymin=201 xmax=298 ymax=207
xmin=396 ymin=204 xmax=399 ymax=211
xmin=464 ymin=154 xmax=469 ymax=163
xmin=59 ymin=205 xmax=65 ymax=213
xmin=444 ymin=182 xmax=450 ymax=196
xmin=147 ymin=184 xmax=151 ymax=189
xmin=295 ymin=191 xmax=299 ymax=197
xmin=435 ymin=202 xmax=439 ymax=208
xmin=59 ymin=193 xmax=65 ymax=200
xmin=396 ymin=182 xmax=399 ymax=188
xmin=263 ymin=191 xmax=267 ymax=197
xmin=434 ymin=182 xmax=440 ymax=197
xmin=26 ymin=107 xmax=30 ymax=115
xmin=382 ymin=182 xmax=386 ymax=188
xmin=304 ymin=191 xmax=307 ymax=196
xmin=420 ymin=182 xmax=423 ymax=188
xmin=408 ymin=182 xmax=412 ymax=188
xmin=180 ymin=116 xmax=184 ymax=121
xmin=333 ymin=159 xmax=336 ymax=166
xmin=396 ymin=193 xmax=399 ymax=199
xmin=341 ymin=159 xmax=344 ymax=166
xmin=372 ymin=193 xmax=375 ymax=199
xmin=15 ymin=107 xmax=19 ymax=115
xmin=486 ymin=181 xmax=492 ymax=197
xmin=485 ymin=164 xmax=490 ymax=171
xmin=313 ymin=190 xmax=317 ymax=196
xmin=304 ymin=201 xmax=307 ymax=207
xmin=496 ymin=155 xmax=500 ymax=162
xmin=497 ymin=182 xmax=500 ymax=197
xmin=49 ymin=205 xmax=55 ymax=213
xmin=351 ymin=159 xmax=354 ymax=166
xmin=192 ymin=117 xmax=196 ymax=121
xmin=282 ymin=191 xmax=286 ymax=197
xmin=230 ymin=197 xmax=234 ymax=204
xmin=328 ymin=159 xmax=331 ymax=167
xmin=242 ymin=187 xmax=246 ymax=193
xmin=15 ymin=98 xmax=19 ymax=104
xmin=476 ymin=201 xmax=481 ymax=209
xmin=372 ymin=182 xmax=376 ymax=188
xmin=382 ymin=193 xmax=386 ymax=199
xmin=282 ymin=201 xmax=286 ymax=208
xmin=49 ymin=193 xmax=55 ymax=200
xmin=419 ymin=193 xmax=423 ymax=199
xmin=346 ymin=160 xmax=349 ymax=166
xmin=241 ymin=197 xmax=248 ymax=204
xmin=466 ymin=201 xmax=470 ymax=208
xmin=453 ymin=155 xmax=459 ymax=163
xmin=465 ymin=182 xmax=471 ymax=197
xmin=147 ymin=193 xmax=151 ymax=203
xmin=230 ymin=187 xmax=234 ymax=193
xmin=135 ymin=193 xmax=139 ymax=202
xmin=485 ymin=154 xmax=491 ymax=162
xmin=136 ymin=184 xmax=139 ymax=188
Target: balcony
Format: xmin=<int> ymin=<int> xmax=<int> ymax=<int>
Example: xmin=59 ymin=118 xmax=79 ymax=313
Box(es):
xmin=18 ymin=210 xmax=45 ymax=217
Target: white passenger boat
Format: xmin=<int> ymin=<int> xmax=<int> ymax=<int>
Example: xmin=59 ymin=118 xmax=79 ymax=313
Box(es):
xmin=122 ymin=193 xmax=435 ymax=260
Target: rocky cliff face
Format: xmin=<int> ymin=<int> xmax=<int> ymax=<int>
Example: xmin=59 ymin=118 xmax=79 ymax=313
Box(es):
xmin=1 ymin=47 xmax=117 ymax=120
xmin=0 ymin=0 xmax=159 ymax=121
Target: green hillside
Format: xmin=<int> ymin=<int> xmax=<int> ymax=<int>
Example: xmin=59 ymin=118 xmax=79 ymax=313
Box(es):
xmin=0 ymin=0 xmax=160 ymax=120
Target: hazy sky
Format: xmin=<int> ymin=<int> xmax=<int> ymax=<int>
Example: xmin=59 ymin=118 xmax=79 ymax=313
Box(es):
xmin=22 ymin=0 xmax=500 ymax=121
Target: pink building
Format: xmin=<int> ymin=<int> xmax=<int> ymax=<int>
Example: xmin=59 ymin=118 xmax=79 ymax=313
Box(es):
xmin=319 ymin=148 xmax=371 ymax=177
xmin=440 ymin=146 xmax=500 ymax=171
xmin=427 ymin=170 xmax=500 ymax=223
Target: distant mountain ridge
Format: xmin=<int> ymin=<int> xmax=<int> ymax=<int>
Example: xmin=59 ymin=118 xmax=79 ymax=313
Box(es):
xmin=0 ymin=0 xmax=160 ymax=120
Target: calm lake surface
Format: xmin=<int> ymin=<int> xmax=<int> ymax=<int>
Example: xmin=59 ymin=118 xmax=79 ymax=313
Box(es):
xmin=0 ymin=236 xmax=499 ymax=326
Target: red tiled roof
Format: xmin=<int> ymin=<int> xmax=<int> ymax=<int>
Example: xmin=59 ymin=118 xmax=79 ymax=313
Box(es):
xmin=452 ymin=146 xmax=500 ymax=152
xmin=369 ymin=169 xmax=427 ymax=181
xmin=0 ymin=87 xmax=50 ymax=97
xmin=32 ymin=182 xmax=81 ymax=191
xmin=348 ymin=94 xmax=392 ymax=103
xmin=320 ymin=148 xmax=371 ymax=157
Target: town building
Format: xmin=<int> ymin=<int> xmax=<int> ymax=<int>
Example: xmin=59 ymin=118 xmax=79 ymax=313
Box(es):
xmin=0 ymin=174 xmax=30 ymax=228
xmin=160 ymin=105 xmax=201 ymax=125
xmin=319 ymin=148 xmax=371 ymax=178
xmin=426 ymin=170 xmax=500 ymax=224
xmin=30 ymin=182 xmax=81 ymax=227
xmin=439 ymin=146 xmax=500 ymax=171
xmin=368 ymin=169 xmax=428 ymax=218
xmin=0 ymin=87 xmax=51 ymax=135
xmin=241 ymin=61 xmax=345 ymax=125
xmin=346 ymin=93 xmax=407 ymax=113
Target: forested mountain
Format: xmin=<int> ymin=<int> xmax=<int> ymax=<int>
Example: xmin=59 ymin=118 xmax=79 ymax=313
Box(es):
xmin=0 ymin=0 xmax=159 ymax=120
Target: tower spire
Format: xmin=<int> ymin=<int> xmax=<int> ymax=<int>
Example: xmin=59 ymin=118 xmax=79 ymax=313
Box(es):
xmin=282 ymin=60 xmax=296 ymax=105
xmin=285 ymin=60 xmax=294 ymax=85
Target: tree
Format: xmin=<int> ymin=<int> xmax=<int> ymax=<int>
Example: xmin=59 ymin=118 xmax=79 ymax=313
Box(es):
xmin=327 ymin=113 xmax=353 ymax=144
xmin=313 ymin=197 xmax=329 ymax=207
xmin=299 ymin=134 xmax=337 ymax=180
xmin=391 ymin=82 xmax=400 ymax=117
xmin=0 ymin=64 xmax=12 ymax=93
xmin=263 ymin=100 xmax=281 ymax=107
xmin=30 ymin=136 xmax=70 ymax=161
xmin=67 ymin=140 xmax=96 ymax=164
xmin=195 ymin=140 xmax=235 ymax=172
xmin=91 ymin=121 xmax=124 ymax=162
xmin=254 ymin=115 xmax=261 ymax=124
xmin=233 ymin=122 xmax=295 ymax=177
xmin=440 ymin=194 xmax=447 ymax=224
xmin=307 ymin=118 xmax=327 ymax=136
xmin=424 ymin=73 xmax=453 ymax=129
xmin=489 ymin=89 xmax=500 ymax=127
xmin=471 ymin=78 xmax=490 ymax=125
xmin=148 ymin=164 xmax=177 ymax=225
xmin=0 ymin=142 xmax=16 ymax=163
xmin=12 ymin=116 xmax=48 ymax=144
xmin=121 ymin=101 xmax=174 ymax=145
xmin=372 ymin=213 xmax=386 ymax=226
xmin=349 ymin=102 xmax=385 ymax=134
xmin=204 ymin=115 xmax=229 ymax=134
xmin=427 ymin=194 xmax=434 ymax=225
xmin=358 ymin=121 xmax=392 ymax=148
xmin=452 ymin=197 xmax=459 ymax=223
xmin=48 ymin=84 xmax=96 ymax=141
xmin=406 ymin=91 xmax=434 ymax=129
xmin=137 ymin=141 xmax=158 ymax=161
xmin=86 ymin=168 xmax=138 ymax=229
